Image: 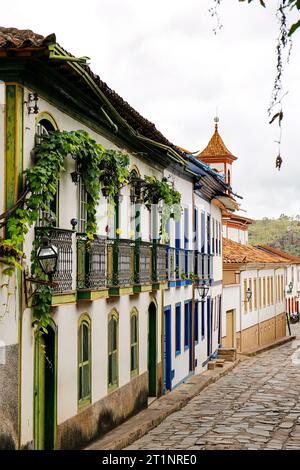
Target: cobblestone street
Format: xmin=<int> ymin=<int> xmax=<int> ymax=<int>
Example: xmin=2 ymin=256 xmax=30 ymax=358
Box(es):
xmin=127 ymin=324 xmax=300 ymax=450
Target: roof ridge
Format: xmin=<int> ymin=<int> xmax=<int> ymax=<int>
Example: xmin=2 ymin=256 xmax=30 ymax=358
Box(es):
xmin=196 ymin=127 xmax=236 ymax=161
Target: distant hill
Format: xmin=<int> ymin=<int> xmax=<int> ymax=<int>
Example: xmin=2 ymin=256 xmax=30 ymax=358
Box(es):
xmin=248 ymin=215 xmax=300 ymax=257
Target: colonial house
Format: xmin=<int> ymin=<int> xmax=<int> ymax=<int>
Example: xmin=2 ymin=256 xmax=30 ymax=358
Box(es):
xmin=222 ymin=238 xmax=287 ymax=352
xmin=191 ymin=119 xmax=291 ymax=353
xmin=255 ymin=245 xmax=300 ymax=321
xmin=0 ymin=27 xmax=233 ymax=450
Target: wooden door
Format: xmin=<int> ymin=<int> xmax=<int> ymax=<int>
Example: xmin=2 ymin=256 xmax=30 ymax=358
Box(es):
xmin=226 ymin=310 xmax=234 ymax=348
xmin=148 ymin=302 xmax=157 ymax=396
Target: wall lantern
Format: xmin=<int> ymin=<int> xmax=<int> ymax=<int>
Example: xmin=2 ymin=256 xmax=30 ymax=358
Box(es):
xmin=36 ymin=236 xmax=58 ymax=278
xmin=70 ymin=171 xmax=80 ymax=184
xmin=196 ymin=283 xmax=209 ymax=301
xmin=246 ymin=287 xmax=252 ymax=302
xmin=288 ymin=281 xmax=293 ymax=293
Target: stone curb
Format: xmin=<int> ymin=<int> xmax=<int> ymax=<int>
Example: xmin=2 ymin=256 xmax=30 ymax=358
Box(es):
xmin=240 ymin=335 xmax=296 ymax=357
xmin=84 ymin=359 xmax=241 ymax=451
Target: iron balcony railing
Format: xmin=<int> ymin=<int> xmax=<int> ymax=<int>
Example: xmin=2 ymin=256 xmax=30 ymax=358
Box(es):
xmin=107 ymin=238 xmax=135 ymax=287
xmin=152 ymin=243 xmax=168 ymax=283
xmin=35 ymin=227 xmax=73 ymax=293
xmin=194 ymin=252 xmax=214 ymax=283
xmin=77 ymin=234 xmax=107 ymax=290
xmin=168 ymin=248 xmax=194 ymax=280
xmin=134 ymin=240 xmax=152 ymax=285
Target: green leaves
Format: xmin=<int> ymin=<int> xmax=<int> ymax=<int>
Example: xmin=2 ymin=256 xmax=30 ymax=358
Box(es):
xmin=289 ymin=19 xmax=300 ymax=36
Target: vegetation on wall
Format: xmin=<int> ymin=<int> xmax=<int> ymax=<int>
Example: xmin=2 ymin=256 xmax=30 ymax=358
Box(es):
xmin=0 ymin=129 xmax=181 ymax=333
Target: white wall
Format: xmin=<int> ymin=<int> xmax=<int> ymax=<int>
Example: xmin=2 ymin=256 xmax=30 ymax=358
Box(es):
xmin=19 ymin=89 xmax=167 ymax=446
xmin=0 ymin=81 xmax=5 ymax=222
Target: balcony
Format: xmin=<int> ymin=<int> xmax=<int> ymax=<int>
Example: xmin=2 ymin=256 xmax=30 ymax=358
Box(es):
xmin=77 ymin=234 xmax=107 ymax=290
xmin=35 ymin=227 xmax=73 ymax=294
xmin=167 ymin=247 xmax=193 ymax=285
xmin=34 ymin=230 xmax=169 ymax=299
xmin=194 ymin=251 xmax=214 ymax=285
xmin=152 ymin=243 xmax=168 ymax=283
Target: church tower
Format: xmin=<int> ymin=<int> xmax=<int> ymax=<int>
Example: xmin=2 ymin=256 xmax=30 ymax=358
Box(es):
xmin=196 ymin=117 xmax=237 ymax=186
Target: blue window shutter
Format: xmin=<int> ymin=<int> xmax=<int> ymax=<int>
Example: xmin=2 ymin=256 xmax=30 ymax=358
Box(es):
xmin=201 ymin=300 xmax=205 ymax=338
xmin=201 ymin=212 xmax=205 ymax=254
xmin=175 ymin=220 xmax=181 ymax=249
xmin=194 ymin=301 xmax=199 ymax=343
xmin=207 ymin=214 xmax=211 ymax=255
xmin=175 ymin=304 xmax=181 ymax=354
xmin=184 ymin=302 xmax=189 ymax=349
xmin=194 ymin=208 xmax=198 ymax=249
xmin=184 ymin=207 xmax=189 ymax=250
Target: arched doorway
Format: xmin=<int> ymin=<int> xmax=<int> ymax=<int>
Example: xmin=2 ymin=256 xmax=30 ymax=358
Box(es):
xmin=148 ymin=302 xmax=157 ymax=397
xmin=34 ymin=324 xmax=57 ymax=450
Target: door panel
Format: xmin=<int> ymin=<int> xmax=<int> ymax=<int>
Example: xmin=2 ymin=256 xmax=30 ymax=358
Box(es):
xmin=34 ymin=327 xmax=56 ymax=450
xmin=226 ymin=310 xmax=234 ymax=348
xmin=148 ymin=303 xmax=157 ymax=396
xmin=164 ymin=308 xmax=172 ymax=392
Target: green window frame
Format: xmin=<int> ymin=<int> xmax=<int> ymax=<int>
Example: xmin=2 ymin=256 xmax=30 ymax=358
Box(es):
xmin=108 ymin=310 xmax=119 ymax=390
xmin=78 ymin=316 xmax=91 ymax=407
xmin=130 ymin=309 xmax=139 ymax=377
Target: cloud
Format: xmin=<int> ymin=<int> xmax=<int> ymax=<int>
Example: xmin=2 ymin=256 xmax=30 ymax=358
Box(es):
xmin=1 ymin=0 xmax=300 ymax=219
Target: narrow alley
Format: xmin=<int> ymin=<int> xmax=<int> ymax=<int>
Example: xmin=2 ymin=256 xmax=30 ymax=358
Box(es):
xmin=127 ymin=324 xmax=300 ymax=450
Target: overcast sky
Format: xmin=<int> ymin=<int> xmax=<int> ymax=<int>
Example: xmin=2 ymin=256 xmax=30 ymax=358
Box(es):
xmin=2 ymin=0 xmax=300 ymax=219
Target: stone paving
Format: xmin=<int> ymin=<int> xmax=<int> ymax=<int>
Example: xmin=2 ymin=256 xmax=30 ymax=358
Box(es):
xmin=127 ymin=324 xmax=300 ymax=450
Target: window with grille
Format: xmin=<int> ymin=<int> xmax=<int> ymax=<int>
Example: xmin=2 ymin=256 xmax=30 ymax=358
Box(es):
xmin=108 ymin=311 xmax=119 ymax=388
xmin=78 ymin=318 xmax=91 ymax=406
xmin=130 ymin=310 xmax=139 ymax=375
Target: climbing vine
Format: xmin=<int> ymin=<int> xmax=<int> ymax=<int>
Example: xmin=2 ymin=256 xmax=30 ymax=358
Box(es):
xmin=142 ymin=176 xmax=181 ymax=243
xmin=0 ymin=129 xmax=181 ymax=333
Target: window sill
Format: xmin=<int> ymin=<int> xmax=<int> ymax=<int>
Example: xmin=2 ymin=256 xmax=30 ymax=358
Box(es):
xmin=130 ymin=369 xmax=139 ymax=379
xmin=108 ymin=383 xmax=119 ymax=394
xmin=78 ymin=397 xmax=91 ymax=410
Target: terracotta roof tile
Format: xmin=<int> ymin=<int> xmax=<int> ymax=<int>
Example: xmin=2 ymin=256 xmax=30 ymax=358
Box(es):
xmin=0 ymin=27 xmax=55 ymax=48
xmin=223 ymin=238 xmax=287 ymax=264
xmin=256 ymin=245 xmax=300 ymax=264
xmin=196 ymin=126 xmax=237 ymax=161
xmin=0 ymin=27 xmax=184 ymax=158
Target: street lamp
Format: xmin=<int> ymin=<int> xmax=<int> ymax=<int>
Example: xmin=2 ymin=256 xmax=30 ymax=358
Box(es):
xmin=36 ymin=236 xmax=58 ymax=278
xmin=196 ymin=283 xmax=209 ymax=301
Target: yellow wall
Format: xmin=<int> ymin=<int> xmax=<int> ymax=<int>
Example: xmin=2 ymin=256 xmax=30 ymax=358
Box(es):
xmin=226 ymin=312 xmax=287 ymax=353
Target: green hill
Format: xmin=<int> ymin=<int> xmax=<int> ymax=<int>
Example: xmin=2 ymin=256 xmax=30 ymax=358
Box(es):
xmin=248 ymin=215 xmax=300 ymax=257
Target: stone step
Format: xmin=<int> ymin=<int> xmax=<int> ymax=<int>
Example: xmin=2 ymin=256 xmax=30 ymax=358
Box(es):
xmin=207 ymin=361 xmax=216 ymax=370
xmin=215 ymin=359 xmax=225 ymax=368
